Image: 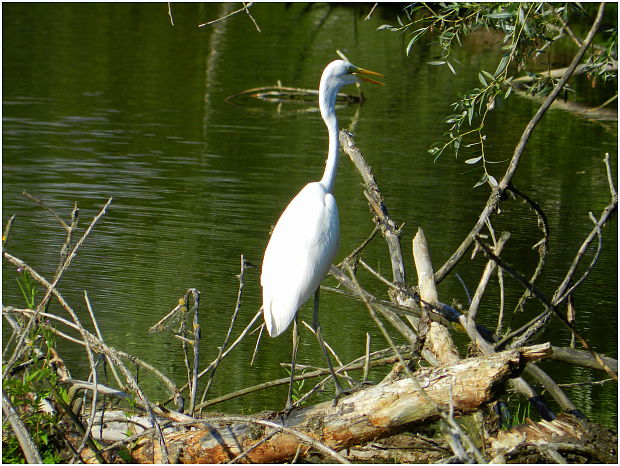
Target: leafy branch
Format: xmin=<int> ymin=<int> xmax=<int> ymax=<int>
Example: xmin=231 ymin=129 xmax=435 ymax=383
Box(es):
xmin=380 ymin=2 xmax=617 ymax=187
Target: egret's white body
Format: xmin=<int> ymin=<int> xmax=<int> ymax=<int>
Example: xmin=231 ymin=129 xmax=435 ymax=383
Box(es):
xmin=262 ymin=182 xmax=339 ymax=337
xmin=260 ymin=59 xmax=383 ymax=407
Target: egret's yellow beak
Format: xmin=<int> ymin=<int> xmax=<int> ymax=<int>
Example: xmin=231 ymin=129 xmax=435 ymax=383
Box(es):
xmin=353 ymin=67 xmax=384 ymax=86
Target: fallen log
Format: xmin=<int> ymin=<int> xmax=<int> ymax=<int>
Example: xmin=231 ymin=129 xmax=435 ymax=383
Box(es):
xmin=129 ymin=343 xmax=551 ymax=463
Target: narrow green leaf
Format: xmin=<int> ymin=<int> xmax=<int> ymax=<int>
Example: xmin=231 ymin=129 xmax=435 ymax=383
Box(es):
xmin=465 ymin=156 xmax=483 ymax=164
xmin=406 ymin=29 xmax=427 ymax=55
xmin=488 ymin=175 xmax=498 ymax=187
xmin=446 ymin=60 xmax=456 ymax=75
xmin=485 ymin=12 xmax=514 ymax=19
xmin=427 ymin=60 xmax=446 ymax=66
xmin=495 ymin=54 xmax=510 ymax=77
xmin=474 ymin=173 xmax=488 ymax=188
xmin=518 ymin=6 xmax=526 ymax=25
xmin=479 ymin=72 xmax=488 ymax=86
xmin=482 ymin=70 xmax=495 ymax=81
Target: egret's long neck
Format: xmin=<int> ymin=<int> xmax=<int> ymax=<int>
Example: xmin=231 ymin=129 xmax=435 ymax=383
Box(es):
xmin=319 ymin=79 xmax=340 ymax=194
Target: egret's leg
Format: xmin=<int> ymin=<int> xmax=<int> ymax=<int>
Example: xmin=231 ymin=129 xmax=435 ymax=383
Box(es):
xmin=312 ymin=289 xmax=345 ymax=397
xmin=285 ymin=314 xmax=300 ymax=412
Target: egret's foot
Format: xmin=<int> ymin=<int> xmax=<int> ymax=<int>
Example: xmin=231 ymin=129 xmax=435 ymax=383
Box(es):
xmin=282 ymin=399 xmax=298 ymax=416
xmin=332 ymin=385 xmax=352 ymax=406
xmin=346 ymin=380 xmax=374 ymax=394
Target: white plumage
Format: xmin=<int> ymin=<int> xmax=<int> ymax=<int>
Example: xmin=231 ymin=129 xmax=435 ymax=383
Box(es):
xmin=262 ymin=182 xmax=339 ymax=337
xmin=259 ymin=59 xmax=383 ymax=408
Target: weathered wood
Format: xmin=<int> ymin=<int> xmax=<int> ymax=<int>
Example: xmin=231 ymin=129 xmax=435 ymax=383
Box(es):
xmin=129 ymin=344 xmax=550 ymax=463
xmin=412 ymin=228 xmax=460 ymax=365
xmin=550 ymin=345 xmax=618 ymax=372
xmin=339 ymin=130 xmax=406 ymax=285
xmin=488 ymin=413 xmax=617 ymax=463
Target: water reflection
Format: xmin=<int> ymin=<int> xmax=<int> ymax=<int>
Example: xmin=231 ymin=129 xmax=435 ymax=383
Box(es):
xmin=2 ymin=3 xmax=617 ymax=427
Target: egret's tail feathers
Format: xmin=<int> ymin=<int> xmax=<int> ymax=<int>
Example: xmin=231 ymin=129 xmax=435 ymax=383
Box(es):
xmin=262 ymin=298 xmax=296 ymax=338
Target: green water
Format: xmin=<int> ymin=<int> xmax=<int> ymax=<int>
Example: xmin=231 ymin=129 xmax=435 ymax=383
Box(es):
xmin=2 ymin=3 xmax=617 ymax=427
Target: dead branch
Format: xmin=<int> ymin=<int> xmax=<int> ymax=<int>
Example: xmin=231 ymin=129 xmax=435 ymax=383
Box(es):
xmin=2 ymin=388 xmax=43 ymax=464
xmin=339 ymin=130 xmax=407 ymax=285
xmin=198 ymin=2 xmax=260 ymax=32
xmin=474 ymin=237 xmax=618 ymax=381
xmin=200 ymin=257 xmax=249 ymax=407
xmin=412 ymin=228 xmax=460 ymax=365
xmin=550 ymin=345 xmax=618 ymax=372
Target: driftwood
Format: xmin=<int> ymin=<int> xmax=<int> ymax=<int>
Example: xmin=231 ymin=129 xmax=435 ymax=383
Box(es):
xmin=3 ymin=5 xmax=617 ymax=463
xmin=127 ymin=344 xmax=550 ymax=463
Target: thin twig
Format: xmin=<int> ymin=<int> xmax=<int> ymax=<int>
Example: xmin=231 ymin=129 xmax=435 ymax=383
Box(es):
xmin=195 ymin=350 xmax=407 ymax=411
xmin=201 ymin=257 xmax=247 ymax=405
xmin=553 ymin=181 xmax=617 ymax=307
xmin=22 ymin=191 xmax=69 ymax=230
xmin=363 ymin=333 xmax=371 ymax=383
xmin=198 ymin=2 xmax=260 ymax=32
xmin=364 ymin=3 xmax=378 ymax=21
xmin=170 ymin=310 xmax=263 ymax=405
xmin=301 ymin=320 xmax=353 ymax=387
xmin=4 ymin=197 xmax=113 ymax=375
xmin=187 ymin=289 xmax=201 ymax=415
xmin=553 ymin=212 xmax=604 ymax=305
xmin=2 ymin=214 xmax=16 ymax=247
xmin=474 ymin=236 xmax=617 ymax=381
xmin=84 ymin=291 xmax=123 ymax=391
xmin=243 ymin=2 xmax=261 ymax=32
xmin=4 ymin=306 xmax=180 ymax=399
xmin=167 ymin=2 xmax=174 ymax=26
xmin=250 ymin=323 xmax=264 ymax=366
xmin=339 ymin=226 xmax=379 ymax=266
xmin=603 ymin=152 xmax=617 ymax=200
xmin=507 ymin=184 xmax=550 ymax=315
xmin=467 ymin=231 xmax=510 ymax=323
xmin=227 ymin=428 xmax=280 ymax=463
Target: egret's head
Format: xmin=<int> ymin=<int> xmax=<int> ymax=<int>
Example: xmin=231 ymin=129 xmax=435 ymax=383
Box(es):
xmin=321 ymin=60 xmax=384 ymax=90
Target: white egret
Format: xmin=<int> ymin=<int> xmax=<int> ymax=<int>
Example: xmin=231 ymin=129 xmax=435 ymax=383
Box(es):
xmin=261 ymin=59 xmax=383 ymax=410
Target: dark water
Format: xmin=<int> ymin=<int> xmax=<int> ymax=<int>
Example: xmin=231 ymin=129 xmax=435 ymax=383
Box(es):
xmin=2 ymin=3 xmax=617 ymax=426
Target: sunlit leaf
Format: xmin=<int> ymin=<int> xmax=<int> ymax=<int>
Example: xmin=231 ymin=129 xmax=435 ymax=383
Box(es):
xmin=465 ymin=156 xmax=482 ymax=164
xmin=474 ymin=173 xmax=488 ymax=188
xmin=488 ymin=175 xmax=498 ymax=187
xmin=482 ymin=70 xmax=495 ymax=81
xmin=479 ymin=72 xmax=488 ymax=86
xmin=406 ymin=28 xmax=427 ymax=55
xmin=485 ymin=12 xmax=514 ymax=19
xmin=495 ymin=54 xmax=510 ymax=76
xmin=427 ymin=60 xmax=446 ymax=66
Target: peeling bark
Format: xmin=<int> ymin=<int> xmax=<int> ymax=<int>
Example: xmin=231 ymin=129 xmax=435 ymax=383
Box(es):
xmin=129 ymin=344 xmax=550 ymax=463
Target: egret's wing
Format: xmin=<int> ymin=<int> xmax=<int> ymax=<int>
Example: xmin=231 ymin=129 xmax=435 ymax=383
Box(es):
xmin=261 ymin=183 xmax=339 ymax=337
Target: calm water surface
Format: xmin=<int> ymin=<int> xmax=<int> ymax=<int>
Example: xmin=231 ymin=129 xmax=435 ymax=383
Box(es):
xmin=3 ymin=3 xmax=617 ymax=426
